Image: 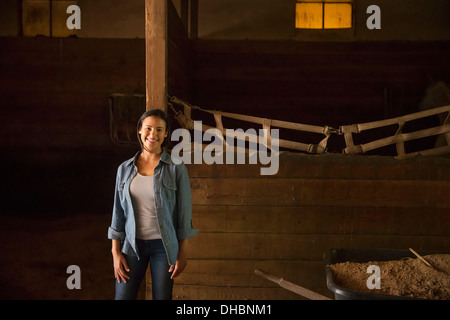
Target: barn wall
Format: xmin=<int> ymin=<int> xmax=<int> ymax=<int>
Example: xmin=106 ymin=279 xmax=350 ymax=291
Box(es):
xmin=1 ymin=35 xmax=449 ymax=300
xmin=3 ymin=0 xmax=450 ymax=42
xmin=0 ymin=37 xmax=145 ymax=214
xmin=1 ymin=38 xmax=449 ymax=156
xmin=0 ymin=37 xmax=145 ymax=150
xmin=189 ymin=40 xmax=450 ymax=132
xmin=146 ymin=39 xmax=450 ymax=300
xmin=145 ymin=153 xmax=450 ymax=299
xmin=196 ymin=0 xmax=450 ymax=42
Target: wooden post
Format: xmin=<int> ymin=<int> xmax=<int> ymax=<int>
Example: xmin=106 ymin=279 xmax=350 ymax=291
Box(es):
xmin=145 ymin=0 xmax=168 ymax=112
xmin=180 ymin=0 xmax=189 ymax=32
xmin=190 ymin=0 xmax=198 ymax=39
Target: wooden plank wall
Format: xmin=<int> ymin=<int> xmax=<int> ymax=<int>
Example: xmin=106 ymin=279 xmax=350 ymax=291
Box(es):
xmin=145 ymin=39 xmax=450 ymax=300
xmin=167 ymin=0 xmax=191 ymax=103
xmin=189 ymin=41 xmax=450 ymax=154
xmin=2 ymin=30 xmax=448 ymax=300
xmin=0 ymin=37 xmax=145 ymax=150
xmin=145 ymin=152 xmax=450 ymax=300
xmin=0 ymin=37 xmax=145 ymax=214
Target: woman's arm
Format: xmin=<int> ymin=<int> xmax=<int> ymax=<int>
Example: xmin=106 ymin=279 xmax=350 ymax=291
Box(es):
xmin=169 ymin=239 xmax=188 ymax=279
xmin=175 ymin=164 xmax=199 ymax=239
xmin=111 ymin=239 xmax=130 ymax=283
xmin=108 ymin=166 xmax=126 ymax=240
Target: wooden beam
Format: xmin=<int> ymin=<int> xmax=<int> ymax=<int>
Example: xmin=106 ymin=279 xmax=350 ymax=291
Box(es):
xmin=190 ymin=0 xmax=198 ymax=39
xmin=180 ymin=0 xmax=189 ymax=32
xmin=145 ymin=0 xmax=168 ymax=111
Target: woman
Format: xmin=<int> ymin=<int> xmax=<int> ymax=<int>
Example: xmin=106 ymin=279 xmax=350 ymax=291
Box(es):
xmin=108 ymin=109 xmax=198 ymax=300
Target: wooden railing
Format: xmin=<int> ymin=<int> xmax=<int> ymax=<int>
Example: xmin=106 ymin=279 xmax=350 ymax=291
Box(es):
xmin=169 ymin=96 xmax=333 ymax=154
xmin=169 ymin=96 xmax=450 ymax=159
xmin=341 ymin=104 xmax=450 ymax=159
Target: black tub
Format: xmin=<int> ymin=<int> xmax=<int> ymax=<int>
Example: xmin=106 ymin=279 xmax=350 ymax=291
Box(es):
xmin=324 ymin=248 xmax=445 ymax=300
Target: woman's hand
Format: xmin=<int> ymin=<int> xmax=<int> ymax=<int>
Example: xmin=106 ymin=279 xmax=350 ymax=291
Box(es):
xmin=169 ymin=256 xmax=187 ymax=279
xmin=112 ymin=251 xmax=130 ymax=283
xmin=169 ymin=239 xmax=188 ymax=279
xmin=111 ymin=240 xmax=130 ymax=283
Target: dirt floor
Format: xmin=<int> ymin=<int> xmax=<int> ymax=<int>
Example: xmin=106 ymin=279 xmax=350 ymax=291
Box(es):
xmin=329 ymin=254 xmax=450 ymax=300
xmin=0 ymin=212 xmax=145 ymax=300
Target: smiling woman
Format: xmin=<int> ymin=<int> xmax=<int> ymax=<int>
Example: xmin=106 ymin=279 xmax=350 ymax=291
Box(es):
xmin=108 ymin=109 xmax=198 ymax=300
xmin=138 ymin=112 xmax=169 ymax=157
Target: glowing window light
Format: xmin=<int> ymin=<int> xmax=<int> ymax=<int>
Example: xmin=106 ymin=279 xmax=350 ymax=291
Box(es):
xmin=295 ymin=1 xmax=353 ymax=29
xmin=295 ymin=3 xmax=323 ymax=29
xmin=324 ymin=3 xmax=352 ymax=29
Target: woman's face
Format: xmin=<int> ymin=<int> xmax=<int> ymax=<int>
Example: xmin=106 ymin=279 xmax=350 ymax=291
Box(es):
xmin=138 ymin=116 xmax=168 ymax=153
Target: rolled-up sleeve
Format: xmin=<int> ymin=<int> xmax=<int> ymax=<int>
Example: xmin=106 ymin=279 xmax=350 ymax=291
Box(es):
xmin=108 ymin=226 xmax=125 ymax=241
xmin=176 ymin=163 xmax=199 ymax=240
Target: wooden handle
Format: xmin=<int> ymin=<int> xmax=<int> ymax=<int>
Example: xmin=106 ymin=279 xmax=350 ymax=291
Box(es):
xmin=255 ymin=269 xmax=332 ymax=300
xmin=409 ymin=248 xmax=433 ymax=268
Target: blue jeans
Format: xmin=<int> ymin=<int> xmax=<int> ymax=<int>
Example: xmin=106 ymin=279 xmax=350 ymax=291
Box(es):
xmin=114 ymin=239 xmax=173 ymax=300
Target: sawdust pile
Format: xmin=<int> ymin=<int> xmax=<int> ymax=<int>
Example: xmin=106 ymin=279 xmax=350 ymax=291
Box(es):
xmin=329 ymin=254 xmax=450 ymax=300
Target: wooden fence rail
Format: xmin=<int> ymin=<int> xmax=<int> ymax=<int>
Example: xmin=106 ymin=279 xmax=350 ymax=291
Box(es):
xmin=169 ymin=96 xmax=450 ymax=159
xmin=341 ymin=104 xmax=450 ymax=159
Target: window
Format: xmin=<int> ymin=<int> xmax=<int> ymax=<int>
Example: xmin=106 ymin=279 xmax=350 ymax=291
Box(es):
xmin=22 ymin=0 xmax=78 ymax=37
xmin=295 ymin=1 xmax=353 ymax=29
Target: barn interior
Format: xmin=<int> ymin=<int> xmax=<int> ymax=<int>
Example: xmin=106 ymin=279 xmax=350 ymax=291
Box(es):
xmin=0 ymin=0 xmax=449 ymax=300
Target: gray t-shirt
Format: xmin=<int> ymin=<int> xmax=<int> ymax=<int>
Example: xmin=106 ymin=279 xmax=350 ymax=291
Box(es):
xmin=129 ymin=173 xmax=162 ymax=240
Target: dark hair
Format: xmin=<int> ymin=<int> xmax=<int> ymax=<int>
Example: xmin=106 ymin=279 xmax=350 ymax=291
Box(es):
xmin=137 ymin=109 xmax=170 ymax=149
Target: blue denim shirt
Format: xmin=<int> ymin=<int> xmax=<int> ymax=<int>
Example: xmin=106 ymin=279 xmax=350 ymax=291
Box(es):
xmin=108 ymin=150 xmax=198 ymax=265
